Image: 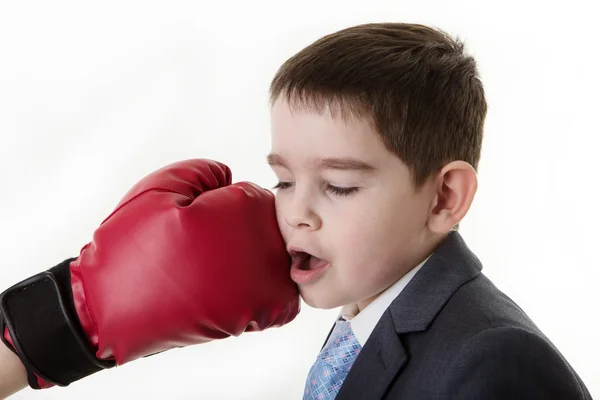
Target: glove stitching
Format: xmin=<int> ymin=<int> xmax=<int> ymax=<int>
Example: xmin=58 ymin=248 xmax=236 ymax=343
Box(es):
xmin=5 ymin=277 xmax=52 ymax=299
xmin=99 ymin=186 xmax=201 ymax=227
xmin=71 ymin=262 xmax=101 ymax=356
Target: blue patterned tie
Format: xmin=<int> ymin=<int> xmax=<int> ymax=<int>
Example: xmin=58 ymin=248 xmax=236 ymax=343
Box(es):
xmin=303 ymin=319 xmax=362 ymax=400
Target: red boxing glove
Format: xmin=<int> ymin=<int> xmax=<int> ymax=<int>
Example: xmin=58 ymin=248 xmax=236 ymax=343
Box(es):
xmin=0 ymin=159 xmax=300 ymax=389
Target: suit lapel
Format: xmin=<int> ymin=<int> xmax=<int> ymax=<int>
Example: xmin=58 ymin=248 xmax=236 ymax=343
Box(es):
xmin=336 ymin=231 xmax=483 ymax=399
xmin=389 ymin=231 xmax=482 ymax=334
xmin=336 ymin=310 xmax=406 ymax=400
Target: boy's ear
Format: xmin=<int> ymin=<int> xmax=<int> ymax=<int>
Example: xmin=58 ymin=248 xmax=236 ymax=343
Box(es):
xmin=427 ymin=161 xmax=478 ymax=233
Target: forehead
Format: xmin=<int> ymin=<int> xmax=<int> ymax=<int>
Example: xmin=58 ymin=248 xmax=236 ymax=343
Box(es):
xmin=269 ymin=98 xmax=383 ymax=161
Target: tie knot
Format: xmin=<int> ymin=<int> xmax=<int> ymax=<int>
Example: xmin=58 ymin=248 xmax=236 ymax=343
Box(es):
xmin=303 ymin=319 xmax=363 ymax=399
xmin=318 ymin=319 xmax=361 ymax=372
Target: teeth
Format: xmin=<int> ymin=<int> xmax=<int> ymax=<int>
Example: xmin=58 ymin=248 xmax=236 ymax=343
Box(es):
xmin=290 ymin=251 xmax=310 ymax=260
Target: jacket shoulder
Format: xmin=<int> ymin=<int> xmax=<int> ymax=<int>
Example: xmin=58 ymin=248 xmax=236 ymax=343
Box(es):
xmin=421 ymin=275 xmax=592 ymax=399
xmin=436 ymin=325 xmax=592 ymax=399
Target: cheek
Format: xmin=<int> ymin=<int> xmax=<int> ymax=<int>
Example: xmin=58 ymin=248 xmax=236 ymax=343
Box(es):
xmin=334 ymin=210 xmax=384 ymax=259
xmin=334 ymin=199 xmax=407 ymax=264
xmin=274 ymin=196 xmax=289 ymax=239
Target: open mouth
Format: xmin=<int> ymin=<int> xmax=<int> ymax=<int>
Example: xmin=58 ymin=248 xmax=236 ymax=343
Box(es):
xmin=288 ymin=250 xmax=331 ymax=284
xmin=290 ymin=251 xmax=329 ymax=271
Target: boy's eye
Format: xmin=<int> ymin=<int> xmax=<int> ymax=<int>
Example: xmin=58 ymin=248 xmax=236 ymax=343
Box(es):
xmin=325 ymin=185 xmax=359 ymax=197
xmin=271 ymin=181 xmax=359 ymax=197
xmin=272 ymin=181 xmax=293 ymax=190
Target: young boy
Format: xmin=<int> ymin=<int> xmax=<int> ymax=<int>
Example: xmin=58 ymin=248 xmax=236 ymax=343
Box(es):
xmin=267 ymin=22 xmax=592 ymax=399
xmin=0 ymin=22 xmax=592 ymax=400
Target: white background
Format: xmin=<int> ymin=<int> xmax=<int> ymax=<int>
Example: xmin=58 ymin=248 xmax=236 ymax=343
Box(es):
xmin=1 ymin=0 xmax=598 ymax=398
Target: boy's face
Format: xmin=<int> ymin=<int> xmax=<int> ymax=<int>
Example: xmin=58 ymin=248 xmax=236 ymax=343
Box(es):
xmin=269 ymin=99 xmax=438 ymax=310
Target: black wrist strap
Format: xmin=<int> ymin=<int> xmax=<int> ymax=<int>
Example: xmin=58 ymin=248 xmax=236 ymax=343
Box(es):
xmin=0 ymin=258 xmax=115 ymax=389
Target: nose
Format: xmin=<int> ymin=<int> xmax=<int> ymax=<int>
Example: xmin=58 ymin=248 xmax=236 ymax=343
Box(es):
xmin=284 ymin=191 xmax=322 ymax=230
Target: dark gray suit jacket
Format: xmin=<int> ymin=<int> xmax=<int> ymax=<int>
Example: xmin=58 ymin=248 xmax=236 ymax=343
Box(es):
xmin=332 ymin=231 xmax=592 ymax=399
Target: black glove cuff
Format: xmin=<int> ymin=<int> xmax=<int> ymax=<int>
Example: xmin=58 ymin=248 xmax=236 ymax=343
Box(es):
xmin=0 ymin=258 xmax=115 ymax=389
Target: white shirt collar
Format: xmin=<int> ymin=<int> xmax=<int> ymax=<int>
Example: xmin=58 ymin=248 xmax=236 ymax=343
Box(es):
xmin=338 ymin=254 xmax=432 ymax=346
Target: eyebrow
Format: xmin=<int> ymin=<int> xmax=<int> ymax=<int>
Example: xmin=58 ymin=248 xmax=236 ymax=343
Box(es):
xmin=266 ymin=153 xmax=377 ymax=172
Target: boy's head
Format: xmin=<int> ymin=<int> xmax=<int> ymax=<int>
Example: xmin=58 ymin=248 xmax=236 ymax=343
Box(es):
xmin=267 ymin=23 xmax=487 ymax=310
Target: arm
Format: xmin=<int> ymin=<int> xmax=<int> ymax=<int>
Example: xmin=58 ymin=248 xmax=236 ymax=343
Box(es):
xmin=0 ymin=340 xmax=27 ymax=399
xmin=442 ymin=326 xmax=592 ymax=399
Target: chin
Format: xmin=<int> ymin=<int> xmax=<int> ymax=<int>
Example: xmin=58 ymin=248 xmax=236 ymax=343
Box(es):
xmin=300 ymin=288 xmax=345 ymax=310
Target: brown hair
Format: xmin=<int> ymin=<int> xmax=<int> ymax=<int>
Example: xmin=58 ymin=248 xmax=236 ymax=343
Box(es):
xmin=269 ymin=22 xmax=487 ymax=189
